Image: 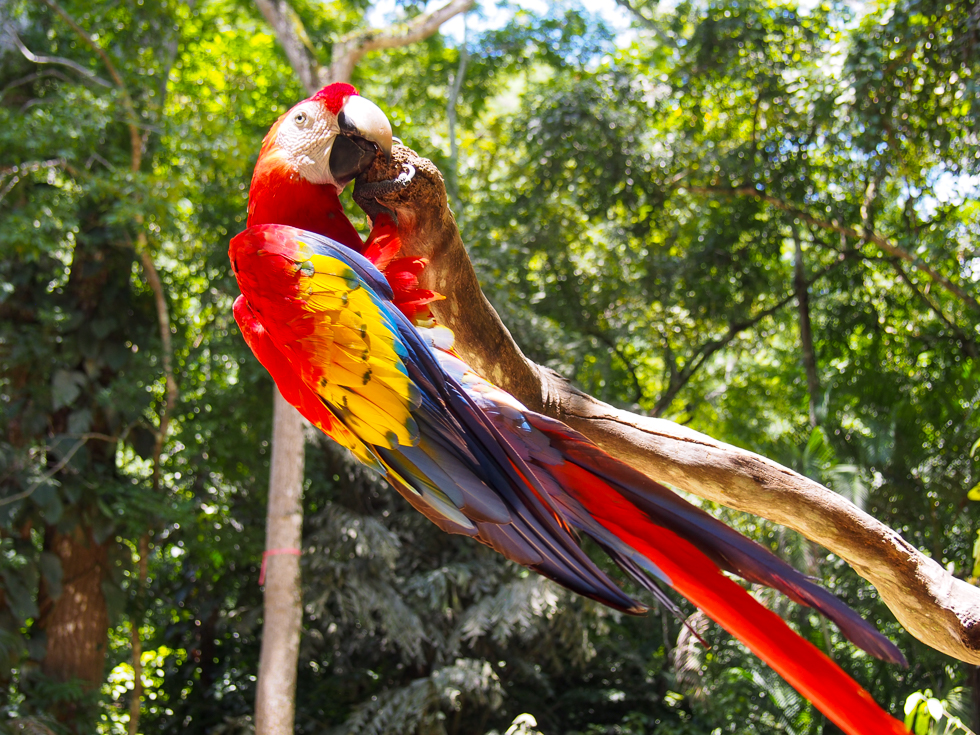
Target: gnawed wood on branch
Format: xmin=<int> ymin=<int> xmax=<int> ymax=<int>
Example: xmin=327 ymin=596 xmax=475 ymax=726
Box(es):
xmin=354 ymin=144 xmax=980 ymax=666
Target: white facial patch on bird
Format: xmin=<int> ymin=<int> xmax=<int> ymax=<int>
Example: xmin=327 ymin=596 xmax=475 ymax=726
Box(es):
xmin=275 ymin=100 xmax=341 ymax=189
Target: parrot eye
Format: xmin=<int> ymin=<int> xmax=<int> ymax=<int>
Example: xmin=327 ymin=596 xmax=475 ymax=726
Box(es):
xmin=294 ymin=111 xmax=309 ymax=126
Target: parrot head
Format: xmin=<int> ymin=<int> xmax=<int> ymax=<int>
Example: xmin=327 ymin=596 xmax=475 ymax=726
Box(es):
xmin=247 ymin=83 xmax=392 ymax=246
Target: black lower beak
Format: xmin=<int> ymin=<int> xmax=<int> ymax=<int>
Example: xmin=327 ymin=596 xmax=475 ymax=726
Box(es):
xmin=329 ymin=135 xmax=379 ymax=188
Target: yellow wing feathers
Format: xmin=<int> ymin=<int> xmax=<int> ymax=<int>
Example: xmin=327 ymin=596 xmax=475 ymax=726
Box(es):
xmin=293 ymin=252 xmax=420 ymax=450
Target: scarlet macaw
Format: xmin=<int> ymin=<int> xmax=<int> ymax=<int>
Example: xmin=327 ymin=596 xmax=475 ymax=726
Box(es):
xmin=230 ymin=83 xmax=908 ymax=734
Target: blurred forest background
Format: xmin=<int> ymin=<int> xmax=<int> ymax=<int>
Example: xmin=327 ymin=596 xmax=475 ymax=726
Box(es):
xmin=1 ymin=0 xmax=979 ymax=732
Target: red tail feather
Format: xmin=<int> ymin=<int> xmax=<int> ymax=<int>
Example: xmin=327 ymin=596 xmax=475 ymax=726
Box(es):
xmin=546 ymin=460 xmax=906 ymax=735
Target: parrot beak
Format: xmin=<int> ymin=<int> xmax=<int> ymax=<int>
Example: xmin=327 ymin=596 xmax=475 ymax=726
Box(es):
xmin=329 ymin=95 xmax=393 ymax=187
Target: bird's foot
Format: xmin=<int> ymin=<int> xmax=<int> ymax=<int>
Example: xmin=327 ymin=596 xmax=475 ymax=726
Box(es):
xmin=354 ymin=163 xmax=417 ymax=225
xmin=355 ymin=163 xmax=416 ymax=199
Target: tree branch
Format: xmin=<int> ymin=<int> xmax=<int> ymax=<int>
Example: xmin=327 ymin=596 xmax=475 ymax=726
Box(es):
xmin=8 ymin=31 xmax=111 ymax=87
xmin=327 ymin=0 xmax=474 ymax=84
xmin=252 ymin=0 xmax=321 ymax=94
xmin=652 ymin=256 xmax=843 ymax=416
xmin=0 ymin=434 xmax=118 ymax=508
xmin=445 ymin=16 xmax=469 ymax=212
xmin=355 ymin=146 xmax=980 ymax=665
xmin=254 ymin=0 xmax=473 ymax=91
xmin=683 ymin=184 xmax=980 ymax=313
xmin=0 ymin=158 xmax=68 ymax=204
xmin=653 ymin=289 xmax=797 ymax=415
xmin=0 ymin=69 xmax=73 ymax=100
xmin=584 ymin=326 xmax=646 ymax=406
xmin=611 ymin=0 xmax=674 ymax=45
xmin=34 ymin=0 xmax=142 ymax=171
xmin=791 ymin=221 xmax=820 ymax=427
xmin=136 ymin=238 xmax=178 ymax=493
xmin=891 ymin=259 xmax=978 ymax=360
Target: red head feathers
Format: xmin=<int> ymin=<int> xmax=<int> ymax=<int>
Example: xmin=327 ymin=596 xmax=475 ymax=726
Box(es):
xmin=246 ymin=83 xmax=391 ymax=250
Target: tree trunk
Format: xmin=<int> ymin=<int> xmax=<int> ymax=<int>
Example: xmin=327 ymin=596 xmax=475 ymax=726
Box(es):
xmin=254 ymin=389 xmax=306 ymax=735
xmin=38 ymin=526 xmax=109 ymax=688
xmin=791 ymin=223 xmax=820 ymax=427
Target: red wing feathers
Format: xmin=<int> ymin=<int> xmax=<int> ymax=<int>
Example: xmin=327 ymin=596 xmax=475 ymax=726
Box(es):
xmin=363 ymin=216 xmax=443 ymax=322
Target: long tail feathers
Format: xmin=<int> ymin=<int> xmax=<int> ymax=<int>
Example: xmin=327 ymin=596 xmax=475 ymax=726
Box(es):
xmin=523 ymin=417 xmax=907 ymax=735
xmin=596 ymin=507 xmax=906 ymax=735
xmin=528 ymin=414 xmax=906 ymax=665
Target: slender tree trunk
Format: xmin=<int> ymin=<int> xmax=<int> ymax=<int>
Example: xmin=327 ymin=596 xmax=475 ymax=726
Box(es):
xmin=128 ymin=623 xmax=143 ymax=734
xmin=791 ymin=223 xmax=820 ymax=427
xmin=250 ymin=9 xmax=320 ymax=730
xmin=37 ymin=526 xmax=109 ymax=714
xmin=128 ymin=534 xmax=149 ymax=735
xmin=255 ymin=389 xmax=306 ymax=735
xmin=446 ymin=16 xmax=468 ymax=212
xmin=251 ymin=37 xmax=324 ymax=735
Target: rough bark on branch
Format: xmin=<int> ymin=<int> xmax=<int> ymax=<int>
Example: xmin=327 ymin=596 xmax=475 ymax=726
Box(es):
xmin=354 ymin=145 xmax=980 ymax=665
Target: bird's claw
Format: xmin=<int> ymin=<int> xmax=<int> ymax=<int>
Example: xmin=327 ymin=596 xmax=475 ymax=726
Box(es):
xmin=354 ymin=163 xmax=417 ymax=225
xmin=356 ymin=163 xmax=416 ymax=200
xmin=395 ymin=162 xmax=416 ymax=185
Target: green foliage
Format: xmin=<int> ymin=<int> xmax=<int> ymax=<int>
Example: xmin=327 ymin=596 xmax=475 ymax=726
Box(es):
xmin=904 ymin=688 xmax=976 ymax=735
xmin=1 ymin=0 xmax=978 ymax=732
